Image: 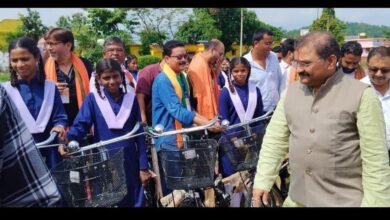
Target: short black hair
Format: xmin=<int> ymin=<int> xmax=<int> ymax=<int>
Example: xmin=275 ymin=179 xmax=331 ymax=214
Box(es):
xmin=281 ymin=38 xmax=296 ymax=57
xmin=103 ymin=36 xmax=126 ymax=51
xmin=252 ymin=28 xmax=273 ymax=46
xmin=367 ymin=46 xmax=390 ymax=62
xmin=341 ymin=41 xmax=363 ymax=57
xmin=163 ymin=40 xmax=185 ymax=56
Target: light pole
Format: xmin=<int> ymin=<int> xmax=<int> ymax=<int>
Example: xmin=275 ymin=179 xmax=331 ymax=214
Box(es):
xmin=240 ymin=8 xmax=243 ymax=56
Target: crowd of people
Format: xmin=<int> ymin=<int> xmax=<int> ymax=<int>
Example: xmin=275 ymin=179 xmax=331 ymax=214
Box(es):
xmin=1 ymin=26 xmax=390 ymax=207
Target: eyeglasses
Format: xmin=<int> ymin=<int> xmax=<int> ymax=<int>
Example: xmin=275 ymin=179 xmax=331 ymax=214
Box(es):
xmin=368 ymin=67 xmax=390 ymax=75
xmin=45 ymin=41 xmax=63 ymax=47
xmin=291 ymin=58 xmax=323 ymax=69
xmin=170 ymin=54 xmax=188 ymax=60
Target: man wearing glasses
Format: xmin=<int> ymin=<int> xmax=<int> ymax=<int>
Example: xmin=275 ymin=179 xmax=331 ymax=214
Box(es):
xmin=361 ymin=46 xmax=390 ymax=159
xmin=252 ymin=31 xmax=390 ymax=207
xmin=152 ymin=40 xmax=214 ymax=197
xmin=44 ymin=28 xmax=93 ymax=126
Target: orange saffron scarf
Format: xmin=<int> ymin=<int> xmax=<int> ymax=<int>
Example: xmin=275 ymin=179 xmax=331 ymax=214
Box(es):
xmin=163 ymin=63 xmax=190 ymax=149
xmin=45 ymin=53 xmax=90 ymax=109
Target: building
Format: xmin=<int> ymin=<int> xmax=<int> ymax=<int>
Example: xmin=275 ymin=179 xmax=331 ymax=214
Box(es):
xmin=0 ymin=19 xmax=22 ymax=50
xmin=345 ymin=33 xmax=390 ymax=58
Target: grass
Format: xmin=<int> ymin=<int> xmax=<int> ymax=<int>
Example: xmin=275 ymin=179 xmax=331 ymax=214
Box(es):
xmin=0 ymin=72 xmax=10 ymax=82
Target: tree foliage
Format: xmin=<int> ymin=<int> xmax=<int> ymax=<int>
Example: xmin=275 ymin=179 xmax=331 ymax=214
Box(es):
xmin=5 ymin=8 xmax=49 ymax=44
xmin=177 ymin=8 xmax=284 ymax=52
xmin=138 ymin=55 xmax=161 ymax=69
xmin=138 ymin=28 xmax=167 ymax=55
xmin=345 ymin=22 xmax=390 ymax=38
xmin=55 ymin=9 xmax=138 ymax=64
xmin=309 ymin=8 xmax=346 ymax=44
xmin=174 ymin=9 xmax=221 ymax=44
xmin=128 ymin=8 xmax=189 ymax=39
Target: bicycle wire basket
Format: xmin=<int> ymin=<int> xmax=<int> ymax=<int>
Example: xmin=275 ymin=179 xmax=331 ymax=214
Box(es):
xmin=50 ymin=147 xmax=127 ymax=207
xmin=159 ymin=139 xmax=218 ymax=190
xmin=218 ymin=125 xmax=265 ymax=172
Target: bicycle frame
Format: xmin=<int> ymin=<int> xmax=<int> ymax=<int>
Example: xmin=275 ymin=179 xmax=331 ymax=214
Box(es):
xmin=219 ymin=111 xmax=283 ymax=207
xmin=144 ymin=116 xmax=219 ymax=207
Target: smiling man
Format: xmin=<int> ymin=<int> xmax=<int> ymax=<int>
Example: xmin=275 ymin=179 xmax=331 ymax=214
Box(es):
xmin=44 ymin=28 xmax=93 ymax=126
xmin=251 ymin=31 xmax=390 ymax=207
xmin=151 ymin=40 xmax=213 ymax=197
xmin=361 ymin=46 xmax=390 ymax=157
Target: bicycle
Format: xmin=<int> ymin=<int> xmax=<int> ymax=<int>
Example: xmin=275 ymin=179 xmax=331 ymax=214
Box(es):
xmin=144 ymin=116 xmax=220 ymax=207
xmin=218 ymin=111 xmax=285 ymax=207
xmin=36 ymin=123 xmax=142 ymax=207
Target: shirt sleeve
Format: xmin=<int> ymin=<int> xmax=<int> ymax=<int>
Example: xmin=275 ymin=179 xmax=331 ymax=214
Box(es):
xmin=135 ymin=69 xmax=151 ymax=95
xmin=277 ymin=62 xmax=285 ymax=96
xmin=66 ymin=94 xmax=94 ymax=142
xmin=357 ymin=88 xmax=390 ymax=207
xmin=218 ymin=88 xmax=230 ymax=121
xmin=253 ymin=91 xmax=290 ymax=191
xmin=51 ymin=86 xmax=68 ymax=128
xmin=254 ymin=88 xmax=265 ymax=117
xmin=132 ymin=99 xmax=148 ymax=170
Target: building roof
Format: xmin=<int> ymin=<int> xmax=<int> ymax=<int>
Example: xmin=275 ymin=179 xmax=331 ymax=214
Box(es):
xmin=0 ymin=19 xmax=22 ymax=33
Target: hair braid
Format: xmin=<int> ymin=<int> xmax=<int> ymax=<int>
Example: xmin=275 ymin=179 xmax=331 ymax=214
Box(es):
xmin=10 ymin=67 xmax=19 ymax=87
xmin=227 ymin=69 xmax=235 ymax=93
xmin=95 ymin=75 xmax=104 ymax=99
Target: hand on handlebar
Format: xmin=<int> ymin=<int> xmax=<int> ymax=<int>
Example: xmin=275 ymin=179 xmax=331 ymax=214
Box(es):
xmin=208 ymin=121 xmax=223 ymax=133
xmin=51 ymin=125 xmax=66 ymax=141
xmin=58 ymin=144 xmax=69 ymax=157
xmin=139 ymin=170 xmax=156 ymax=187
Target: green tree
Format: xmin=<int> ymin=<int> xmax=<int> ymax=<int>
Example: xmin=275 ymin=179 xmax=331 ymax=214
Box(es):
xmin=138 ymin=28 xmax=167 ymax=55
xmin=128 ymin=8 xmax=189 ymax=39
xmin=18 ymin=8 xmax=48 ymax=41
xmin=86 ymin=8 xmax=138 ymax=37
xmin=309 ymin=8 xmax=346 ymax=44
xmin=241 ymin=10 xmax=284 ymax=46
xmin=3 ymin=8 xmax=48 ymax=50
xmin=191 ymin=8 xmax=284 ymax=51
xmin=56 ymin=16 xmax=72 ymax=29
xmin=55 ymin=9 xmax=138 ymax=63
xmin=385 ymin=30 xmax=390 ymax=39
xmin=174 ymin=9 xmax=222 ymax=44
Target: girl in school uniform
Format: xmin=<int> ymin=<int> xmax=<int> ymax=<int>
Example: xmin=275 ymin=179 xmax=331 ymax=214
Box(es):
xmin=218 ymin=56 xmax=265 ymax=178
xmin=65 ymin=58 xmax=149 ymax=207
xmin=4 ymin=37 xmax=67 ymax=169
xmin=125 ymin=54 xmax=139 ymax=81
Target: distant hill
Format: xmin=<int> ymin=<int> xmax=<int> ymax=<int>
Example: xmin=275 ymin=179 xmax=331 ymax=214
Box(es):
xmin=284 ymin=22 xmax=390 ymax=39
xmin=344 ymin=22 xmax=390 ymax=38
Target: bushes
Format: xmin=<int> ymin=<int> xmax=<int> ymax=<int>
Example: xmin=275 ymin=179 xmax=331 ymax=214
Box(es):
xmin=0 ymin=72 xmax=10 ymax=82
xmin=138 ymin=55 xmax=161 ymax=70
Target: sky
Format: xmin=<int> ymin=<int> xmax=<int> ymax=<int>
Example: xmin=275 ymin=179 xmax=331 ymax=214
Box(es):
xmin=0 ymin=8 xmax=390 ymax=31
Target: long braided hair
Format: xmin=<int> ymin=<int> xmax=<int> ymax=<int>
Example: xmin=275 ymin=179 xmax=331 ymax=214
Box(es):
xmin=227 ymin=57 xmax=252 ymax=93
xmin=8 ymin=37 xmax=45 ymax=87
xmin=94 ymin=58 xmax=127 ymax=99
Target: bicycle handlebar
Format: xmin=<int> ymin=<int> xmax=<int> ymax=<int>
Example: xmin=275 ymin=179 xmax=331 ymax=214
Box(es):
xmin=36 ymin=131 xmax=59 ymax=148
xmin=222 ymin=111 xmax=273 ymax=130
xmin=67 ymin=122 xmax=142 ymax=153
xmin=145 ymin=116 xmax=219 ymax=138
